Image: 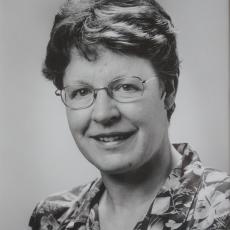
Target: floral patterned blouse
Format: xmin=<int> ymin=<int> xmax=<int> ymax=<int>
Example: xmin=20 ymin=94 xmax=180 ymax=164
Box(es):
xmin=29 ymin=143 xmax=230 ymax=230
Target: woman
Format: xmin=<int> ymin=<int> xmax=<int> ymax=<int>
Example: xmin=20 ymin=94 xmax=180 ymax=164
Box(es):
xmin=29 ymin=0 xmax=230 ymax=229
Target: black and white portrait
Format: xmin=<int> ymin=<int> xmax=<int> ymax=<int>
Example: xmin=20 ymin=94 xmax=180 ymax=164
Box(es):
xmin=0 ymin=0 xmax=229 ymax=229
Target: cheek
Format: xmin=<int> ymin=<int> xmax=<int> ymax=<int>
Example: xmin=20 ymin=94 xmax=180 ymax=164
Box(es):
xmin=128 ymin=97 xmax=168 ymax=144
xmin=123 ymin=96 xmax=166 ymax=127
xmin=66 ymin=109 xmax=90 ymax=137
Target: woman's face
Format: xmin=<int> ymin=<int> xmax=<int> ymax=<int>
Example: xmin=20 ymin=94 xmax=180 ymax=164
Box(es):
xmin=63 ymin=48 xmax=170 ymax=175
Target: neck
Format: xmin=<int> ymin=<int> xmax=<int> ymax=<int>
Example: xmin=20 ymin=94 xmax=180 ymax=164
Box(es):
xmin=100 ymin=142 xmax=180 ymax=209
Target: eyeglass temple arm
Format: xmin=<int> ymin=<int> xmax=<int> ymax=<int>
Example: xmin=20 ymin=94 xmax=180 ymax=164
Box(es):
xmin=142 ymin=77 xmax=157 ymax=84
xmin=142 ymin=77 xmax=165 ymax=99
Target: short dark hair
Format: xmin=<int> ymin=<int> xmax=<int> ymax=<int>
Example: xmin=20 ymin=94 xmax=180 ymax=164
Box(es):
xmin=43 ymin=0 xmax=180 ymax=120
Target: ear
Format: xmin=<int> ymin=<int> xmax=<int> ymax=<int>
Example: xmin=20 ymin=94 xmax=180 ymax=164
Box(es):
xmin=163 ymin=78 xmax=178 ymax=110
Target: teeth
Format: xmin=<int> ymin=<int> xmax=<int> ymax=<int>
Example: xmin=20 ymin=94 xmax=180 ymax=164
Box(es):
xmin=98 ymin=135 xmax=127 ymax=142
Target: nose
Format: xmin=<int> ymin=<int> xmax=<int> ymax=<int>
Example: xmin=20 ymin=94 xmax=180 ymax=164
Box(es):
xmin=91 ymin=89 xmax=121 ymax=126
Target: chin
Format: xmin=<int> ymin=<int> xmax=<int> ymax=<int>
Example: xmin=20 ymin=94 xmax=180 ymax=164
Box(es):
xmin=96 ymin=151 xmax=149 ymax=176
xmin=98 ymin=163 xmax=137 ymax=175
xmin=78 ymin=145 xmax=135 ymax=174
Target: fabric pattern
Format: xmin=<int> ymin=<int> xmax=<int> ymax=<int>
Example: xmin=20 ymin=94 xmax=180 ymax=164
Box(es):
xmin=29 ymin=143 xmax=230 ymax=230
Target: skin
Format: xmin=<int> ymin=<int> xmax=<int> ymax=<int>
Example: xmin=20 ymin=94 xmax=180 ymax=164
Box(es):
xmin=63 ymin=47 xmax=180 ymax=229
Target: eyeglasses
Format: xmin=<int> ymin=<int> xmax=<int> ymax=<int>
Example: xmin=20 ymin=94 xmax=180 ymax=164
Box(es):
xmin=55 ymin=76 xmax=156 ymax=110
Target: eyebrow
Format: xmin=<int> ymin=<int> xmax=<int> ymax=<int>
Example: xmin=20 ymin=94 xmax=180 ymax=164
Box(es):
xmin=65 ymin=75 xmax=132 ymax=87
xmin=65 ymin=80 xmax=93 ymax=86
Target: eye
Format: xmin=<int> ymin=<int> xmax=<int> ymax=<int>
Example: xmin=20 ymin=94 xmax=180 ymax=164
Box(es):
xmin=122 ymin=84 xmax=139 ymax=91
xmin=69 ymin=87 xmax=92 ymax=99
xmin=114 ymin=83 xmax=140 ymax=92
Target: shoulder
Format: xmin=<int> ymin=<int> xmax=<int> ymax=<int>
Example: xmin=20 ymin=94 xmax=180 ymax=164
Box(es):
xmin=202 ymin=168 xmax=230 ymax=190
xmin=189 ymin=168 xmax=230 ymax=229
xmin=200 ymin=168 xmax=230 ymax=201
xmin=29 ymin=178 xmax=99 ymax=230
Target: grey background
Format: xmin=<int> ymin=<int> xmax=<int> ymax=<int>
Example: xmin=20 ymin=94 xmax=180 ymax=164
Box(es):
xmin=0 ymin=0 xmax=229 ymax=229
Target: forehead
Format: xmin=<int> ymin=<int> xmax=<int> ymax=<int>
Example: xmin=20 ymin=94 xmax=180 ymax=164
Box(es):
xmin=63 ymin=47 xmax=157 ymax=86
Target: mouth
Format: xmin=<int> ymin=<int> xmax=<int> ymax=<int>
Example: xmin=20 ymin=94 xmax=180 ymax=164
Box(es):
xmin=90 ymin=131 xmax=136 ymax=144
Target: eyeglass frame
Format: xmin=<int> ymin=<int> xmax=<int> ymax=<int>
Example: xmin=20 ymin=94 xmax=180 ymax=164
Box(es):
xmin=55 ymin=76 xmax=158 ymax=110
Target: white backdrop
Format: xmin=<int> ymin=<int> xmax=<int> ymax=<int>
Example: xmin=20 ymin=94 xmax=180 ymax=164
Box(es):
xmin=0 ymin=0 xmax=229 ymax=229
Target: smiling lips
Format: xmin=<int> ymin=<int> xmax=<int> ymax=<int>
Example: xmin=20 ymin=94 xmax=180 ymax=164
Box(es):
xmin=90 ymin=131 xmax=136 ymax=143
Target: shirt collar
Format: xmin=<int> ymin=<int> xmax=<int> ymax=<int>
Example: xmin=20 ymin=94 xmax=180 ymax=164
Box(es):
xmin=148 ymin=143 xmax=204 ymax=228
xmin=60 ymin=178 xmax=103 ymax=229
